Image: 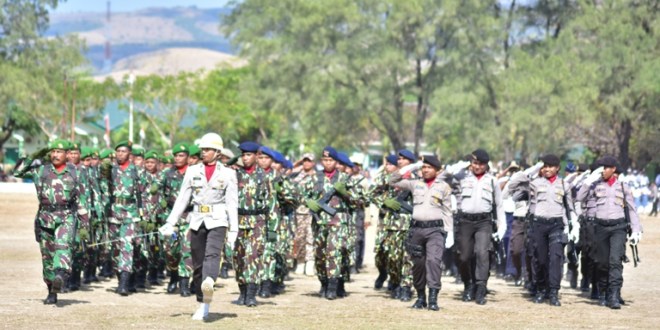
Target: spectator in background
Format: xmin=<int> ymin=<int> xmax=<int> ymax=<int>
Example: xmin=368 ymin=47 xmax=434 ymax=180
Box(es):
xmin=649 ymin=183 xmax=658 ymax=217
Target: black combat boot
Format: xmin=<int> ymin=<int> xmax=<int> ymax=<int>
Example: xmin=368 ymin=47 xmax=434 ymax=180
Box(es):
xmin=374 ymin=270 xmax=387 ymax=289
xmin=598 ymin=290 xmax=607 ymax=306
xmin=319 ymin=279 xmax=328 ymax=298
xmin=608 ymin=288 xmax=621 ymax=310
xmin=52 ymin=269 xmax=67 ymax=294
xmin=147 ymin=267 xmax=159 ymax=285
xmin=548 ymin=289 xmax=561 ymax=306
xmin=136 ymin=269 xmax=147 ymax=289
xmin=83 ymin=267 xmax=92 ymax=284
xmin=569 ymin=270 xmax=578 ymax=289
xmin=69 ymin=270 xmax=81 ymax=291
xmin=87 ymin=264 xmax=100 ymax=283
xmin=390 ymin=285 xmax=401 ymax=299
xmin=101 ymin=260 xmax=113 ymax=278
xmin=533 ymin=289 xmax=546 ymax=304
xmin=44 ymin=284 xmax=57 ymax=305
xmin=127 ymin=272 xmax=137 ymax=293
xmin=220 ymin=263 xmax=229 ymax=279
xmin=399 ymin=286 xmax=413 ymax=302
xmin=246 ymin=283 xmax=258 ymax=307
xmin=590 ymin=283 xmax=600 ymax=300
xmin=475 ymin=284 xmax=487 ymax=305
xmin=117 ymin=271 xmax=130 ymax=296
xmin=514 ymin=276 xmax=523 ymax=287
xmin=326 ymin=278 xmax=338 ymax=300
xmin=411 ymin=288 xmax=427 ymax=309
xmin=462 ymin=283 xmax=475 ymax=302
xmin=428 ymin=288 xmax=440 ymax=311
xmin=167 ymin=272 xmax=179 ymax=294
xmin=233 ymin=284 xmax=247 ymax=305
xmin=337 ymin=278 xmax=346 ymax=298
xmin=259 ymin=280 xmax=272 ymax=298
xmin=157 ymin=261 xmax=166 ymax=279
xmin=580 ymin=277 xmax=590 ymax=292
xmin=179 ymin=277 xmax=191 ymax=297
xmin=190 ymin=278 xmax=196 ymax=294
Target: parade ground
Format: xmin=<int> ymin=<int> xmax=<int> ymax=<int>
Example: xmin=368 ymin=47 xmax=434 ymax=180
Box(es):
xmin=1 ymin=189 xmax=659 ymax=329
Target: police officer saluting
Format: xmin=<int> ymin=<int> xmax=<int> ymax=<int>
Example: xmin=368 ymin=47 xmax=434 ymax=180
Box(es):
xmin=159 ymin=133 xmax=238 ymax=321
xmin=389 ymin=155 xmax=452 ymax=311
xmin=576 ymin=156 xmax=642 ymax=309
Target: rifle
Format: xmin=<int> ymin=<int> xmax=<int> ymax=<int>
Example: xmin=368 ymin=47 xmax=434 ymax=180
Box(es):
xmin=621 ymin=182 xmax=640 ymax=267
xmin=396 ymin=190 xmax=413 ymax=214
xmin=316 ymin=187 xmax=338 ymax=216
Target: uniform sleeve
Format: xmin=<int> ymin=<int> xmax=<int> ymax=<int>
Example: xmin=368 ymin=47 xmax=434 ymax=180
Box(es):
xmin=12 ymin=157 xmax=38 ymax=179
xmin=442 ymin=183 xmax=454 ymax=234
xmin=494 ymin=179 xmax=506 ymax=231
xmin=624 ymin=184 xmax=642 ymax=234
xmin=389 ymin=171 xmax=415 ymax=191
xmin=563 ymin=180 xmax=575 ymax=225
xmin=225 ymin=169 xmax=239 ymax=233
xmin=165 ymin=169 xmax=193 ymax=226
xmin=76 ymin=171 xmax=91 ymax=228
xmin=575 ymin=181 xmax=593 ymax=203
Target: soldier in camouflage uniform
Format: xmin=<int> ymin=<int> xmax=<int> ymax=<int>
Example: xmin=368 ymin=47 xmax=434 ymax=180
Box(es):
xmin=138 ymin=150 xmax=163 ymax=287
xmin=291 ymin=153 xmax=318 ymax=276
xmin=97 ymin=148 xmax=116 ymax=278
xmin=302 ymin=146 xmax=359 ymax=300
xmin=132 ymin=146 xmax=145 ymax=168
xmin=188 ymin=145 xmax=201 ymax=166
xmin=79 ymin=146 xmax=105 ymax=285
xmin=233 ymin=141 xmax=273 ymax=307
xmin=13 ymin=139 xmax=90 ymax=305
xmin=100 ymin=141 xmax=148 ymax=296
xmin=160 ymin=143 xmax=194 ymax=297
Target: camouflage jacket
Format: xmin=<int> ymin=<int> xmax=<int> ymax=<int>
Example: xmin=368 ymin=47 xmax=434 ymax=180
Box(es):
xmin=14 ymin=158 xmax=90 ymax=229
xmin=236 ymin=166 xmax=273 ymax=229
xmin=263 ymin=169 xmax=298 ymax=233
xmin=370 ymin=171 xmax=413 ymax=231
xmin=142 ymin=170 xmax=163 ymax=222
xmin=105 ymin=163 xmax=147 ymax=224
xmin=78 ymin=163 xmax=104 ymax=226
xmin=300 ymin=170 xmax=359 ymax=226
xmin=291 ymin=170 xmax=316 ymax=214
xmin=160 ymin=166 xmax=189 ymax=224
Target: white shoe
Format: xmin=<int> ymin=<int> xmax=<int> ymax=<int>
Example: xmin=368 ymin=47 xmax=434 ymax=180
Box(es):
xmin=304 ymin=261 xmax=316 ymax=277
xmin=201 ymin=277 xmax=215 ymax=303
xmin=191 ymin=303 xmax=209 ymax=321
xmin=294 ymin=263 xmax=305 ymax=275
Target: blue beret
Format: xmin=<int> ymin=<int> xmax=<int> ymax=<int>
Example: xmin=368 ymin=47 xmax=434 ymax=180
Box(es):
xmin=239 ymin=141 xmax=260 ymax=153
xmin=386 ymin=154 xmax=398 ymax=166
xmin=258 ymin=146 xmax=276 ymax=159
xmin=564 ymin=161 xmax=576 ymax=173
xmin=337 ymin=152 xmax=354 ymax=168
xmin=398 ymin=149 xmax=416 ymax=162
xmin=322 ymin=146 xmax=338 ymax=160
xmin=272 ymin=150 xmax=286 ymax=164
xmin=283 ymin=160 xmax=293 ymax=169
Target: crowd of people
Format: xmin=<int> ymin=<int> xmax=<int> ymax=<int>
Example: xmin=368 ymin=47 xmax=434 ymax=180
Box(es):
xmin=11 ymin=132 xmax=647 ymax=321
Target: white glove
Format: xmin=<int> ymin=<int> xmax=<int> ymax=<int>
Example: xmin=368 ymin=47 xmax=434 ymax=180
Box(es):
xmin=398 ymin=161 xmax=423 ymax=175
xmin=446 ymin=160 xmax=470 ymax=175
xmin=524 ymin=161 xmax=543 ymax=177
xmin=568 ymin=219 xmax=580 ymax=244
xmin=159 ymin=223 xmax=174 ymax=237
xmin=572 ymin=170 xmax=591 ymax=189
xmin=584 ymin=167 xmax=604 ymax=185
xmin=445 ymin=232 xmax=454 ymax=249
xmin=494 ymin=226 xmax=506 ymax=241
xmin=628 ymin=232 xmax=642 ymax=245
xmin=227 ymin=230 xmax=238 ymax=247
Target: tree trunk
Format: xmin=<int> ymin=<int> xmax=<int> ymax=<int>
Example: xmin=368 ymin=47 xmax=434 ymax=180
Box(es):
xmin=617 ymin=118 xmax=632 ymax=170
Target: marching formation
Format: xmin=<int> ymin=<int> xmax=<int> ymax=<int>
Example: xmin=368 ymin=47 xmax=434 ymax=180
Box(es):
xmin=13 ymin=132 xmax=643 ymax=320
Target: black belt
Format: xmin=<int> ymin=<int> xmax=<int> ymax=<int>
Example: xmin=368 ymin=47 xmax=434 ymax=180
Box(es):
xmin=411 ymin=220 xmax=444 ymax=228
xmin=459 ymin=212 xmax=491 ymax=221
xmin=238 ymin=208 xmax=268 ymax=216
xmin=334 ymin=208 xmax=348 ymax=213
xmin=513 ymin=216 xmax=526 ymax=222
xmin=40 ymin=204 xmax=74 ymax=212
xmin=533 ymin=216 xmax=563 ymax=223
xmin=594 ymin=218 xmax=626 ymax=226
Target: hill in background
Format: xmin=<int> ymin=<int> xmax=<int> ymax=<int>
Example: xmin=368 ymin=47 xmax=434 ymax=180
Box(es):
xmin=47 ymin=6 xmax=237 ymax=75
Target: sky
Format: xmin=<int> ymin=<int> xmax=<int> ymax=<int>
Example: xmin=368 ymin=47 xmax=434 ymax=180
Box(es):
xmin=52 ymin=0 xmax=232 ymax=13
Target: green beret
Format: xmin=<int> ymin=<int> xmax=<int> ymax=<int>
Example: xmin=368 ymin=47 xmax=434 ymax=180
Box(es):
xmin=144 ymin=150 xmax=159 ymax=160
xmin=114 ymin=140 xmax=132 ymax=150
xmin=172 ymin=143 xmax=190 ymax=155
xmin=100 ymin=148 xmax=115 ymax=159
xmin=80 ymin=147 xmax=93 ymax=158
xmin=68 ymin=141 xmax=81 ymax=151
xmin=188 ymin=144 xmax=200 ymax=157
xmin=91 ymin=147 xmax=100 ymax=158
xmin=48 ymin=139 xmax=70 ymax=151
xmin=166 ymin=155 xmax=174 ymax=164
xmin=131 ymin=146 xmax=145 ymax=157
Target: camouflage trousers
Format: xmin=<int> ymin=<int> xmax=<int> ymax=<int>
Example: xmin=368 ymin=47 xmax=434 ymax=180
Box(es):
xmin=38 ymin=217 xmax=75 ymax=285
xmin=109 ymin=222 xmax=141 ymax=273
xmin=81 ymin=223 xmax=106 ymax=272
xmin=314 ymin=223 xmax=347 ymax=281
xmin=261 ymin=240 xmax=278 ymax=281
xmin=234 ymin=225 xmax=265 ymax=285
xmin=163 ymin=222 xmax=193 ymax=277
xmin=293 ymin=212 xmax=314 ymax=263
xmin=374 ymin=227 xmax=388 ymax=272
xmin=383 ymin=230 xmax=413 ymax=287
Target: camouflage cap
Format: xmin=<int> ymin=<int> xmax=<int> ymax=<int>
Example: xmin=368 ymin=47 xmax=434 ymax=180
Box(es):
xmin=144 ymin=150 xmax=159 ymax=160
xmin=188 ymin=144 xmax=201 ymax=157
xmin=48 ymin=139 xmax=70 ymax=151
xmin=114 ymin=140 xmax=132 ymax=151
xmin=172 ymin=143 xmax=190 ymax=155
xmin=99 ymin=148 xmax=115 ymax=159
xmin=131 ymin=146 xmax=145 ymax=156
